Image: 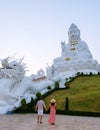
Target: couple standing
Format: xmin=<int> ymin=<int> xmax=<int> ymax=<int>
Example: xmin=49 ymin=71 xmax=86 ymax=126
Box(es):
xmin=35 ymin=97 xmax=56 ymax=125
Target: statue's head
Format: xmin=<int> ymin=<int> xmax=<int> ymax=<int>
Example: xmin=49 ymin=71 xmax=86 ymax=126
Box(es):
xmin=68 ymin=23 xmax=81 ymax=44
xmin=0 ymin=57 xmax=26 ymax=80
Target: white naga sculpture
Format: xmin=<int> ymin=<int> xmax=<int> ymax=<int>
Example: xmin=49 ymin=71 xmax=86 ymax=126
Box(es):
xmin=0 ymin=57 xmax=35 ymax=114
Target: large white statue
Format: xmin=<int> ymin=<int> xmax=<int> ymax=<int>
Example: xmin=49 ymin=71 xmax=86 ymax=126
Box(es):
xmin=47 ymin=23 xmax=100 ymax=85
xmin=61 ymin=23 xmax=93 ymax=61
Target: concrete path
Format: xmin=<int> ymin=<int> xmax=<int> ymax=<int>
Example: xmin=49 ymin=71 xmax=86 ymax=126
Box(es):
xmin=0 ymin=114 xmax=100 ymax=130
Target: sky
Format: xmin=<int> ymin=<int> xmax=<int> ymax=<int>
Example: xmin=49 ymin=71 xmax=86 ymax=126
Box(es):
xmin=0 ymin=0 xmax=100 ymax=76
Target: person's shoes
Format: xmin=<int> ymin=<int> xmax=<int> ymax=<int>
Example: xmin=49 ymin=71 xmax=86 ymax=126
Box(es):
xmin=40 ymin=122 xmax=43 ymax=124
xmin=51 ymin=123 xmax=55 ymax=125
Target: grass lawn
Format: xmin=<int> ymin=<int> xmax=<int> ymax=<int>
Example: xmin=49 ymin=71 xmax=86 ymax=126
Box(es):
xmin=44 ymin=75 xmax=100 ymax=112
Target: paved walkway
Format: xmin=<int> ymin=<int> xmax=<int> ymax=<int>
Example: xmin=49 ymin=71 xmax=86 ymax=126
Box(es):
xmin=0 ymin=114 xmax=100 ymax=130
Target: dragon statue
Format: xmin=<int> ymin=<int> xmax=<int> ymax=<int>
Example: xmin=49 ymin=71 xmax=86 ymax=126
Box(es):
xmin=0 ymin=57 xmax=35 ymax=114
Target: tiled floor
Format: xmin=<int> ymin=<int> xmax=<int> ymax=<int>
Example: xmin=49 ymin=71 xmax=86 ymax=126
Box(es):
xmin=0 ymin=114 xmax=100 ymax=130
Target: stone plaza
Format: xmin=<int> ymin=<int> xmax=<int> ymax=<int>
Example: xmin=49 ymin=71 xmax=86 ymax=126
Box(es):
xmin=0 ymin=114 xmax=100 ymax=130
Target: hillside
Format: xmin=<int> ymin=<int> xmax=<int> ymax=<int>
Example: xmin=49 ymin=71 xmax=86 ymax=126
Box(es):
xmin=44 ymin=75 xmax=100 ymax=112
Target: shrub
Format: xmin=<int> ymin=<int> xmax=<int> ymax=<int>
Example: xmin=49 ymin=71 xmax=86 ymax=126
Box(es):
xmin=66 ymin=78 xmax=69 ymax=81
xmin=76 ymin=72 xmax=80 ymax=76
xmin=36 ymin=92 xmax=42 ymax=99
xmin=55 ymin=81 xmax=59 ymax=90
xmin=80 ymin=72 xmax=84 ymax=75
xmin=21 ymin=98 xmax=26 ymax=106
xmin=64 ymin=82 xmax=70 ymax=88
xmin=89 ymin=72 xmax=93 ymax=75
xmin=27 ymin=97 xmax=35 ymax=107
xmin=47 ymin=85 xmax=52 ymax=90
xmin=98 ymin=72 xmax=100 ymax=75
xmin=27 ymin=97 xmax=35 ymax=113
xmin=21 ymin=98 xmax=28 ymax=113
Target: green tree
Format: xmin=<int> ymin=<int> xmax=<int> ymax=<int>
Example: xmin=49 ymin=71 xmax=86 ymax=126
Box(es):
xmin=55 ymin=81 xmax=59 ymax=90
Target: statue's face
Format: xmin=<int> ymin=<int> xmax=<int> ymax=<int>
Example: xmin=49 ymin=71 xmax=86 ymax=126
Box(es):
xmin=9 ymin=61 xmax=24 ymax=71
xmin=68 ymin=29 xmax=79 ymax=41
xmin=68 ymin=24 xmax=80 ymax=43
